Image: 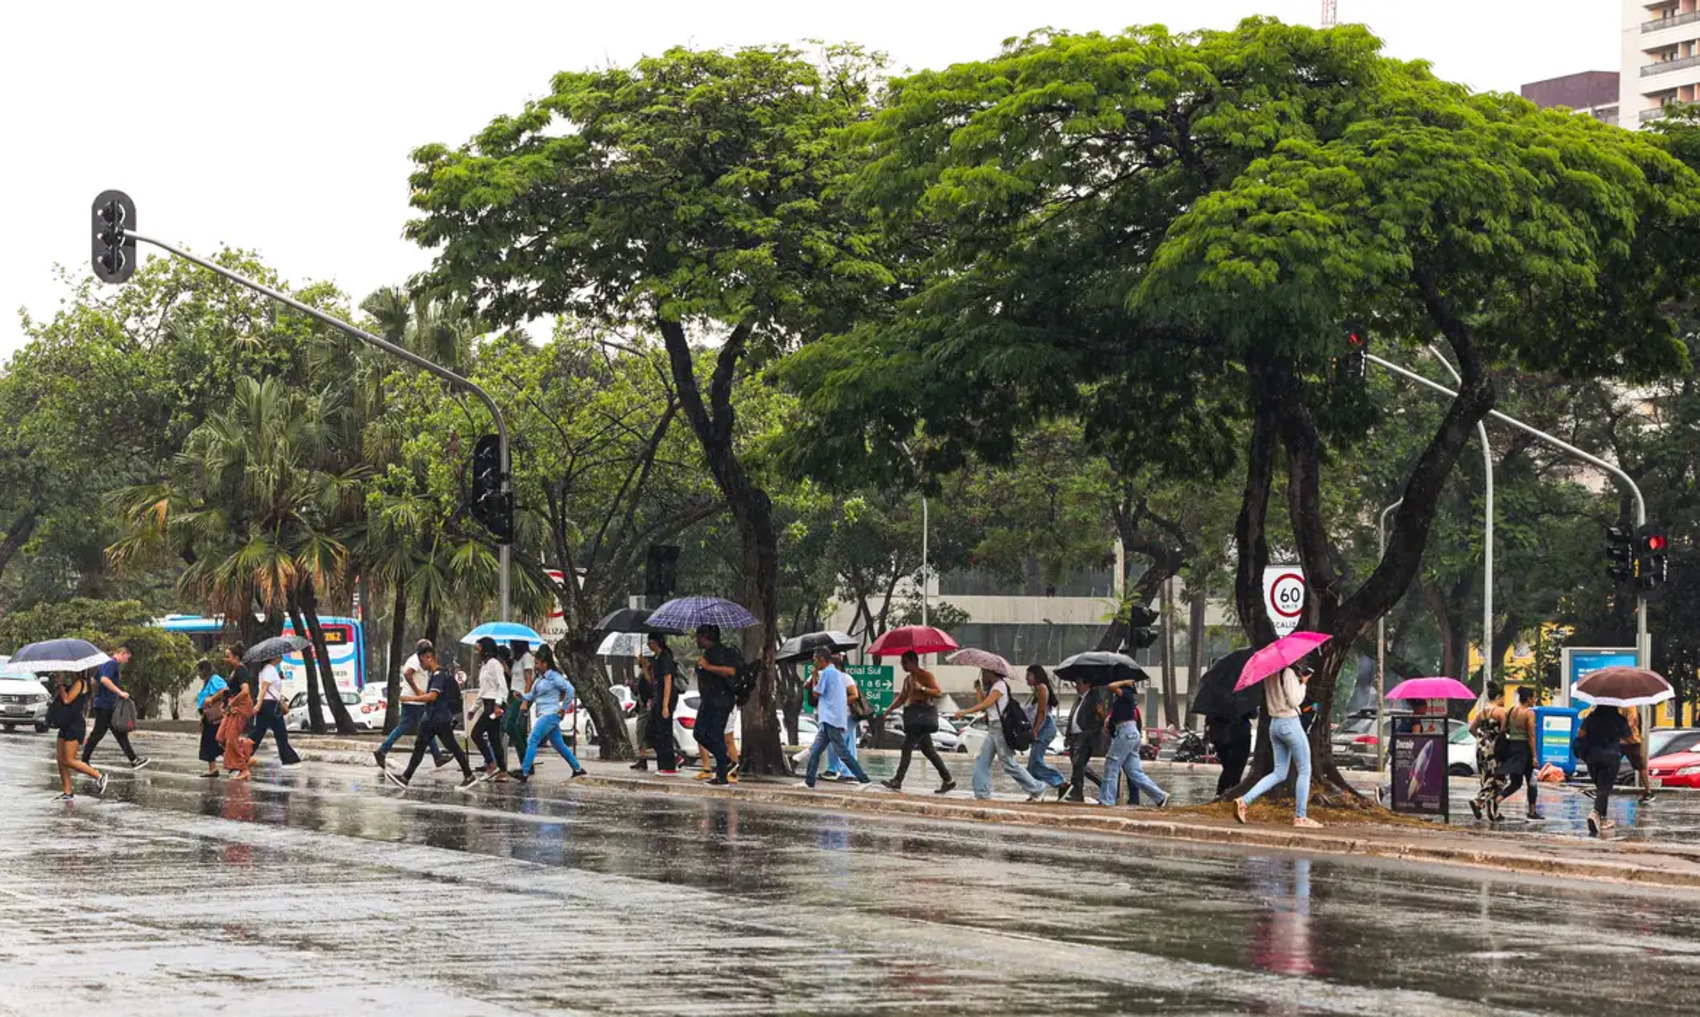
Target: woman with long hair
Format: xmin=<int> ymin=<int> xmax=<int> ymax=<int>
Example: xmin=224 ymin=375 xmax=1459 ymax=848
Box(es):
xmin=1024 ymin=664 xmax=1067 ymax=792
xmin=510 ymin=643 xmax=588 ymax=781
xmin=472 ymin=637 xmax=510 ymax=781
xmin=219 ymin=643 xmax=257 ymax=780
xmin=51 ymin=670 xmax=105 ymax=800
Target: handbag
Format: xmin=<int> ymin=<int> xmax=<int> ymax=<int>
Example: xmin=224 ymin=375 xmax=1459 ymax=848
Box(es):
xmin=203 ymin=699 xmax=226 ymax=725
xmin=902 ymin=702 xmax=939 ymax=734
xmin=848 ymin=687 xmax=874 ymax=722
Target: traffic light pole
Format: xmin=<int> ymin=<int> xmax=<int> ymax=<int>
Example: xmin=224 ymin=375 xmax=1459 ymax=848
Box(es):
xmin=1368 ymin=353 xmax=1649 ymax=675
xmin=123 ymin=230 xmax=513 ymax=623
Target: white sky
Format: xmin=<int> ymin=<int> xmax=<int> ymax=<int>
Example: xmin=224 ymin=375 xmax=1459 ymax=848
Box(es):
xmin=1 ymin=1 xmax=1618 ymax=359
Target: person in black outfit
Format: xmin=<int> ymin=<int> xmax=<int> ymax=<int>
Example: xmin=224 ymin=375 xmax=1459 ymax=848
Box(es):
xmin=647 ymin=633 xmax=682 ymax=775
xmin=52 ymin=672 xmax=106 ymax=800
xmin=385 ymin=645 xmax=477 ymax=792
xmin=692 ymin=624 xmax=741 ymax=786
xmin=1577 ymin=704 xmax=1631 ymax=838
xmin=1063 ymin=678 xmax=1108 ymax=803
xmin=1208 ymin=712 xmax=1253 ymax=798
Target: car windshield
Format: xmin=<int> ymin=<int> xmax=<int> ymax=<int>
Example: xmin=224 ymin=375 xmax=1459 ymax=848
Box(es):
xmin=1651 ymin=729 xmax=1700 ymax=758
xmin=1336 ymin=715 xmax=1374 ymax=736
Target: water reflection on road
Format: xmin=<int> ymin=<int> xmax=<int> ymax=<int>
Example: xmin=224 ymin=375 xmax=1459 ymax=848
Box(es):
xmin=1 ymin=734 xmax=1698 ymax=1015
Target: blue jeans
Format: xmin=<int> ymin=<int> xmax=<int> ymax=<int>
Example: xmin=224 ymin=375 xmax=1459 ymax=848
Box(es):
xmin=806 ymin=723 xmax=869 ymax=785
xmin=1243 ymin=715 xmax=1311 ymax=819
xmin=973 ymin=721 xmax=1047 ymax=799
xmin=1100 ymin=722 xmax=1166 ymax=806
xmin=1027 ymin=715 xmax=1066 ymax=787
xmin=824 ymin=719 xmax=859 ymax=772
xmin=248 ymin=701 xmax=301 ymax=765
xmin=522 ymin=713 xmax=584 ymax=775
xmin=378 ymin=703 xmax=443 ymax=757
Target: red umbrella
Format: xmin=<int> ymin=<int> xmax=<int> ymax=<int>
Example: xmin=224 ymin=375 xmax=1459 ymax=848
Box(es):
xmin=1234 ymin=631 xmax=1330 ymax=692
xmin=867 ymin=625 xmax=958 ymax=658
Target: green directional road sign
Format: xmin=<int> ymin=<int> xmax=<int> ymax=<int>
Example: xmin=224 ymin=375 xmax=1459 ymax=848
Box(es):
xmin=845 ymin=664 xmax=897 ymax=713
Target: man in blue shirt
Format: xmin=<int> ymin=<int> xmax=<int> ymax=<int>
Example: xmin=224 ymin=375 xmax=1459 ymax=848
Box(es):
xmin=83 ymin=644 xmax=148 ymax=770
xmin=803 ymin=648 xmax=871 ymax=788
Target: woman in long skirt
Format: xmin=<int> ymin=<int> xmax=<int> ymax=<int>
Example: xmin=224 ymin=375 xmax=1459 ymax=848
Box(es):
xmin=219 ymin=677 xmax=257 ymax=780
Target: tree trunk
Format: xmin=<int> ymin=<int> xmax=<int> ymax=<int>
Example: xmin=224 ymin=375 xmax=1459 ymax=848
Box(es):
xmin=300 ymin=577 xmax=358 ymax=735
xmin=0 ymin=506 xmax=37 ymax=587
xmin=287 ymin=593 xmax=324 ymax=735
xmin=564 ymin=635 xmax=634 ymax=760
xmin=385 ymin=581 xmax=408 ymax=732
xmin=1159 ymin=575 xmax=1178 ymax=729
xmin=1421 ymin=580 xmax=1466 ymax=680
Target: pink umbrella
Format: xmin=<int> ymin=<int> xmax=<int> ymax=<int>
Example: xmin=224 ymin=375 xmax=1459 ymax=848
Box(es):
xmin=947 ymin=647 xmax=1011 ymax=676
xmin=1234 ymin=631 xmax=1331 ymax=692
xmin=867 ymin=625 xmax=958 ymax=658
xmin=1385 ymin=676 xmax=1477 ymax=701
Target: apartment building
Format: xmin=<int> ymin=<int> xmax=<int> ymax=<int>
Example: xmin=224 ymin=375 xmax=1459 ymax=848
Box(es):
xmin=1521 ymin=70 xmax=1621 ymax=124
xmin=1622 ymin=0 xmax=1700 ymax=126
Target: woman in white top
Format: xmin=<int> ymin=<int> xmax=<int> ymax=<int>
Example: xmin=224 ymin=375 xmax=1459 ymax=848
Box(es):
xmin=471 ymin=637 xmax=510 ymax=780
xmin=248 ymin=654 xmax=302 ymax=766
xmin=1234 ymin=664 xmax=1321 ymax=828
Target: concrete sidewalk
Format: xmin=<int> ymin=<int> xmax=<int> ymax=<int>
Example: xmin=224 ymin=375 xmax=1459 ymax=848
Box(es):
xmin=133 ymin=728 xmax=1700 ymax=891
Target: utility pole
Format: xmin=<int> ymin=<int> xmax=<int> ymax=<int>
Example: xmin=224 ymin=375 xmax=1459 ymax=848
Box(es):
xmin=92 ymin=191 xmax=514 ymax=621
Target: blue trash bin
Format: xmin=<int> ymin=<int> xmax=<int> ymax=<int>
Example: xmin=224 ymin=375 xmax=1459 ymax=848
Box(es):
xmin=1534 ymin=706 xmax=1580 ymax=776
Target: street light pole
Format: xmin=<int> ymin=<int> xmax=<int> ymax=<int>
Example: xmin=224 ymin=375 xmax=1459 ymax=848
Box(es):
xmin=1376 ymin=499 xmax=1402 ymax=773
xmin=1368 ymin=353 xmax=1648 ymax=676
xmin=1424 ymin=346 xmax=1494 ymax=691
xmin=126 ymin=230 xmax=513 ymax=622
xmin=921 ymin=494 xmax=930 ymax=628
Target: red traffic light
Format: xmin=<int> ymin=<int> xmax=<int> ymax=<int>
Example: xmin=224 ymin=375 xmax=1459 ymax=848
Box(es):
xmin=1647 ymin=534 xmax=1668 ymax=552
xmin=1347 ymin=331 xmax=1363 ymax=349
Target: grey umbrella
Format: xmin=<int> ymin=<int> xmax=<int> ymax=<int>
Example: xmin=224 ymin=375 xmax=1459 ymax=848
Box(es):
xmin=243 ymin=635 xmax=309 ymax=664
xmin=776 ymin=630 xmax=858 ymax=664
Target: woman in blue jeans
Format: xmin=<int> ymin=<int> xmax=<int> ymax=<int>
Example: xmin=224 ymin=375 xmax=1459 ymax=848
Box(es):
xmin=1235 ymin=665 xmax=1322 ymax=828
xmin=509 ymin=645 xmax=588 ymax=782
xmin=1096 ymin=679 xmax=1168 ymax=807
xmin=1023 ymin=666 xmax=1067 ymax=789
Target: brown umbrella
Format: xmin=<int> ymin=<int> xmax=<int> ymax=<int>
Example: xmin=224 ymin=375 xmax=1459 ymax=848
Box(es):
xmin=1572 ymin=666 xmax=1673 ymax=707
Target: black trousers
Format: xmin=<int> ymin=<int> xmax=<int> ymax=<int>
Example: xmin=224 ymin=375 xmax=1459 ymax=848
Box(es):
xmin=891 ymin=728 xmax=952 ymax=785
xmin=1215 ymin=736 xmax=1251 ymax=798
xmin=249 ymin=701 xmax=301 ymax=764
xmin=650 ymin=709 xmax=676 ymax=769
xmin=1586 ymin=750 xmax=1620 ymax=818
xmin=695 ymin=699 xmax=732 ymax=778
xmin=405 ymin=721 xmax=472 ymax=780
xmin=82 ymin=706 xmax=137 ymax=764
xmin=472 ymin=700 xmax=507 ymax=771
xmin=1067 ymin=740 xmax=1103 ymax=800
xmin=1495 ymin=743 xmax=1537 ymax=809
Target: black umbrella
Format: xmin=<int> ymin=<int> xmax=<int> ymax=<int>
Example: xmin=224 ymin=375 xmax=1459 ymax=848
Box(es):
xmin=1056 ymin=650 xmax=1148 ymax=686
xmin=244 ymin=635 xmax=309 ymax=664
xmin=594 ymin=607 xmax=653 ymax=633
xmin=1188 ymin=648 xmax=1259 ymax=720
xmin=776 ymin=630 xmax=858 ymax=664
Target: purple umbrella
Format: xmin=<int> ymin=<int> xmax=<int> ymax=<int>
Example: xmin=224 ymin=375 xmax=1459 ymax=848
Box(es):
xmin=647 ymin=596 xmax=759 ymax=632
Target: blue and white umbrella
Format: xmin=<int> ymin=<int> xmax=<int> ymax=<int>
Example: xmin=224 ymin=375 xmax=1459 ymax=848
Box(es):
xmin=460 ymin=621 xmax=546 ymax=648
xmin=646 ymin=596 xmax=759 ymax=632
xmin=0 ymin=638 xmax=110 ymax=676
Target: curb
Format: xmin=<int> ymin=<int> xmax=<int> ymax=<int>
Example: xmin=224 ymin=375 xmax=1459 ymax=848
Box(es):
xmin=132 ymin=731 xmax=1700 ymax=890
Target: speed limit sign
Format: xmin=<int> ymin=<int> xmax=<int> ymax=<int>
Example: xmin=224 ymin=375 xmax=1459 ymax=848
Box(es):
xmin=1263 ymin=566 xmax=1307 ymax=637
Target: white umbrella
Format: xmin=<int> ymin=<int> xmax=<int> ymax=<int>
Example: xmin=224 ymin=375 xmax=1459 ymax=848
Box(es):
xmin=597 ymin=632 xmax=651 ymax=658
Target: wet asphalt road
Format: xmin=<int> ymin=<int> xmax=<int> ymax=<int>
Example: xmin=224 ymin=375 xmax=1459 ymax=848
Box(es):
xmin=5 ymin=732 xmax=1700 ymax=1015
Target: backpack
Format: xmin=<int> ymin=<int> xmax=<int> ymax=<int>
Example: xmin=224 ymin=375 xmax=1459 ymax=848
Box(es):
xmin=728 ymin=661 xmax=761 ymax=707
xmin=999 ymin=688 xmax=1033 ymax=752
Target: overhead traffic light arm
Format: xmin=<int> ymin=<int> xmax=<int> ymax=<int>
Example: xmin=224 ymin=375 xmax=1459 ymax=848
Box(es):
xmin=118 ymin=225 xmax=514 ymax=621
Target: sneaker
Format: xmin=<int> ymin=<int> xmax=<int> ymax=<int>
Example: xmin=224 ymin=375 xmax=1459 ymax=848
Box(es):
xmin=471 ymin=769 xmax=497 ymax=786
xmin=571 ymin=769 xmax=588 ymax=779
xmin=1641 ymin=789 xmax=1656 ymax=804
xmin=510 ymin=771 xmax=530 ymax=784
xmin=834 ymin=774 xmax=857 ymax=784
xmin=707 ymin=777 xmax=731 ymax=786
xmin=727 ymin=773 xmax=739 ymax=784
xmin=694 ymin=769 xmax=714 ymax=781
xmin=1469 ymin=799 xmax=1484 ymax=820
xmin=1025 ymin=790 xmax=1044 ymax=802
xmin=56 ymin=792 xmax=74 ymax=802
xmin=373 ymin=749 xmax=388 ymax=769
xmin=1587 ymin=813 xmax=1601 ymax=838
xmin=93 ymin=772 xmax=109 ymax=797
xmin=1293 ymin=817 xmax=1323 ymax=829
xmin=880 ymin=779 xmax=903 ymax=792
xmin=130 ymin=757 xmax=151 ymax=771
xmin=1526 ymin=807 xmax=1540 ymax=820
xmin=935 ymin=779 xmax=957 ymax=795
xmin=455 ymin=775 xmax=479 ymax=793
xmin=798 ymin=780 xmax=816 ymax=789
xmin=1055 ymin=785 xmax=1069 ymax=802
xmin=1600 ymin=818 xmax=1617 ymax=833
xmin=822 ymin=770 xmax=840 ymax=780
xmin=657 ymin=769 xmax=680 ymax=776
xmin=384 ymin=770 xmax=410 ymax=789
xmin=1155 ymin=795 xmax=1170 ymax=809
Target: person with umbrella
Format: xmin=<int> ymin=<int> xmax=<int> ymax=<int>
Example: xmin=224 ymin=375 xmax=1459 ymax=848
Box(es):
xmin=50 ymin=669 xmax=107 ymax=800
xmin=246 ymin=639 xmax=302 ymax=768
xmin=880 ymin=650 xmax=955 ymax=794
xmin=1234 ymin=661 xmax=1320 ymax=829
xmin=952 ymin=662 xmax=1049 ymax=802
xmin=646 ymin=633 xmax=682 ymax=775
xmin=1576 ymin=704 xmax=1630 ymax=837
xmin=82 ymin=643 xmax=148 ymax=771
xmin=692 ymin=624 xmax=740 ymax=786
xmin=1096 ymin=677 xmax=1169 ymax=808
xmin=1062 ymin=676 xmax=1109 ymax=803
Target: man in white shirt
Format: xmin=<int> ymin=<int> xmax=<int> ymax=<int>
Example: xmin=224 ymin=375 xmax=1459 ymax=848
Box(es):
xmin=248 ymin=653 xmax=302 ymax=767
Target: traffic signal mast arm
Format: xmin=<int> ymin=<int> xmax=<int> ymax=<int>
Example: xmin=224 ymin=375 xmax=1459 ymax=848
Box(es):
xmin=121 ymin=228 xmax=514 ymax=621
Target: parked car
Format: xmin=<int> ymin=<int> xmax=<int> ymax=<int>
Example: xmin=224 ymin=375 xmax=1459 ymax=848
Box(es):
xmin=1346 ymin=715 xmax=1477 ymax=775
xmin=860 ymin=713 xmax=969 ymax=753
xmin=957 ymin=715 xmax=1064 ymax=759
xmin=0 ymin=671 xmax=50 ymax=733
xmin=288 ymin=690 xmax=384 ymax=732
xmin=1633 ymin=728 xmax=1700 ymax=787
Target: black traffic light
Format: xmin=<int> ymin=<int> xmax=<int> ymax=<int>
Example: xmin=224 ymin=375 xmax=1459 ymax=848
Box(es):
xmin=1637 ymin=523 xmax=1670 ymax=595
xmin=1125 ymin=604 xmax=1159 ymax=651
xmin=91 ymin=190 xmax=137 ymax=284
xmin=1345 ymin=326 xmax=1368 ymax=380
xmin=1605 ymin=525 xmax=1636 ymax=585
xmin=469 ymin=434 xmax=513 ymax=544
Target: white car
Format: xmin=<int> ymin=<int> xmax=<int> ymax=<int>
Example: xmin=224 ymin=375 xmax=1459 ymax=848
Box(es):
xmin=959 ymin=715 xmax=1065 ymax=759
xmin=672 ymin=689 xmax=741 ymax=753
xmin=287 ymin=690 xmax=384 ymax=732
xmin=0 ymin=672 xmax=50 ymax=733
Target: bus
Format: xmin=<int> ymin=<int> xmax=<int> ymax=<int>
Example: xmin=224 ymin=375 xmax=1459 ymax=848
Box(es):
xmin=156 ymin=614 xmax=368 ymax=700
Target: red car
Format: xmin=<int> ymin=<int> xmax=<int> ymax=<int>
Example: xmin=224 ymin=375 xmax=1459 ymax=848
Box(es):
xmin=1648 ymin=750 xmax=1700 ymax=789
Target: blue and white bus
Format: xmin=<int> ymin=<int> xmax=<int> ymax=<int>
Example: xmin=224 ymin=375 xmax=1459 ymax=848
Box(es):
xmin=156 ymin=614 xmax=368 ymax=699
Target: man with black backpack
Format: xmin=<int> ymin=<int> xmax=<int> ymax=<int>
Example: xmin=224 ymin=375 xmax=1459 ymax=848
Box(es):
xmin=954 ymin=665 xmax=1049 ymax=802
xmin=692 ymin=624 xmax=740 ymax=786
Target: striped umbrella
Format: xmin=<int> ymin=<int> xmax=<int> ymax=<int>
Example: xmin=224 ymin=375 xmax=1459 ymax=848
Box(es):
xmin=647 ymin=596 xmax=759 ymax=632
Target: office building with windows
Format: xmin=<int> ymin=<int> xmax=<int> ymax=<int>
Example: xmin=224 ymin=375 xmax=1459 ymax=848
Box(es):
xmin=1622 ymin=0 xmax=1700 ymax=125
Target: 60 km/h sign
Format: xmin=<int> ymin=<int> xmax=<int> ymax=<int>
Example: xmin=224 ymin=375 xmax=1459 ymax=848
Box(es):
xmin=1263 ymin=566 xmax=1307 ymax=637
